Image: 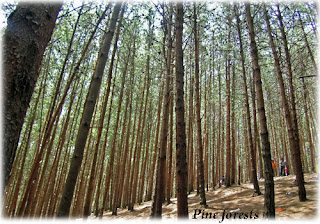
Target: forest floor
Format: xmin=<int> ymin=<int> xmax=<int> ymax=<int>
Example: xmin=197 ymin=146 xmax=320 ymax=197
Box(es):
xmin=99 ymin=173 xmax=318 ymax=221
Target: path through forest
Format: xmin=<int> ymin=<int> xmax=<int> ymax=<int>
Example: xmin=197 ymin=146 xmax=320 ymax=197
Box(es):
xmin=97 ymin=173 xmax=318 ymax=220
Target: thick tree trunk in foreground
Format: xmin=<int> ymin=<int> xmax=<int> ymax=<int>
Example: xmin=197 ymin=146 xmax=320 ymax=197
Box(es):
xmin=175 ymin=2 xmax=188 ymax=218
xmin=245 ymin=3 xmax=275 ymax=218
xmin=4 ymin=3 xmax=61 ymax=190
xmin=56 ymin=3 xmax=122 ymax=217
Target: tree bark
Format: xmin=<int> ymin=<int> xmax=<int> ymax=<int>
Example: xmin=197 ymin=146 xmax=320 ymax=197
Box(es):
xmin=4 ymin=2 xmax=61 ymax=190
xmin=175 ymin=2 xmax=188 ymax=218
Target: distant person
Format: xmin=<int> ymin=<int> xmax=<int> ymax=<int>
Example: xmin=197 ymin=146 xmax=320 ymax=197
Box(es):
xmin=280 ymin=158 xmax=285 ymax=176
xmin=285 ymin=165 xmax=289 ymax=176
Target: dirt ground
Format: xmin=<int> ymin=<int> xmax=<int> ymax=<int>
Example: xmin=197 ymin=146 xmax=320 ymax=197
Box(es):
xmin=99 ymin=173 xmax=318 ymax=221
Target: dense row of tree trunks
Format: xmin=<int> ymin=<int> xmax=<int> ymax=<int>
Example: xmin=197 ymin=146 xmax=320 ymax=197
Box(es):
xmin=57 ymin=3 xmax=122 ymax=217
xmin=151 ymin=3 xmax=172 ymax=217
xmin=263 ymin=4 xmax=306 ymax=202
xmin=234 ymin=5 xmax=261 ymax=195
xmin=145 ymin=73 xmax=164 ymax=202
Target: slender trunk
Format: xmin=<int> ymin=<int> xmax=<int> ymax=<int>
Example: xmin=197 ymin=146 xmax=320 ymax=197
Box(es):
xmin=194 ymin=3 xmax=207 ymax=207
xmin=225 ymin=52 xmax=231 ymax=187
xmin=175 ymin=2 xmax=188 ymax=218
xmin=210 ymin=36 xmax=216 ymax=189
xmin=203 ymin=73 xmax=209 ymax=191
xmin=215 ymin=67 xmax=221 ymax=187
xmin=167 ymin=78 xmax=174 ymax=203
xmin=231 ymin=62 xmax=236 ymax=185
xmin=188 ymin=75 xmax=194 ymax=193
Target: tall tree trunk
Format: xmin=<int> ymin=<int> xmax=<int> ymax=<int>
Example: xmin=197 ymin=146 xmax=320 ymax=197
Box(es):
xmin=167 ymin=76 xmax=174 ymax=203
xmin=57 ymin=3 xmax=122 ymax=217
xmin=193 ymin=3 xmax=207 ymax=207
xmin=166 ymin=6 xmax=174 ymax=201
xmin=203 ymin=72 xmax=209 ymax=191
xmin=225 ymin=51 xmax=231 ymax=187
xmin=188 ymin=75 xmax=194 ymax=193
xmin=215 ymin=66 xmax=221 ymax=187
xmin=210 ymin=35 xmax=216 ymax=189
xmin=4 ymin=2 xmax=61 ymax=190
xmin=245 ymin=3 xmax=275 ymax=218
xmin=175 ymin=2 xmax=188 ymax=218
xmin=231 ymin=62 xmax=236 ymax=185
